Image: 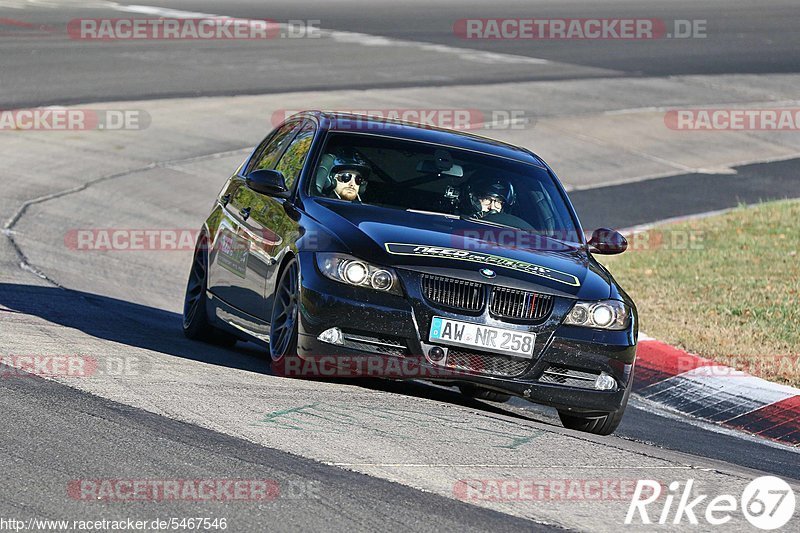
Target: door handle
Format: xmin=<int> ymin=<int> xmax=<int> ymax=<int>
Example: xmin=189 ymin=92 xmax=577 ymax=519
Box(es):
xmin=239 ymin=207 xmax=251 ymax=220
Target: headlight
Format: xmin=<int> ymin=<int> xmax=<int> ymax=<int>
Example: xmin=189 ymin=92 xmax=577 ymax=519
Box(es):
xmin=563 ymin=300 xmax=630 ymax=330
xmin=316 ymin=253 xmax=402 ymax=295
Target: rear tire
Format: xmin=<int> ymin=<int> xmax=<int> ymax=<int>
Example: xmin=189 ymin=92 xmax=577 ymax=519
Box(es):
xmin=458 ymin=384 xmax=511 ymax=403
xmin=182 ymin=232 xmax=237 ymax=347
xmin=557 ymin=377 xmax=631 ymax=436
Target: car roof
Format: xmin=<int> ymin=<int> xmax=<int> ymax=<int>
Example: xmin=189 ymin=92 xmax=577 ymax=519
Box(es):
xmin=290 ymin=110 xmax=547 ymax=168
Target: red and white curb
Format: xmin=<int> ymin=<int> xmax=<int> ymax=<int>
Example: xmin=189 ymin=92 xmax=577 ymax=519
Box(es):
xmin=634 ymin=334 xmax=800 ymax=447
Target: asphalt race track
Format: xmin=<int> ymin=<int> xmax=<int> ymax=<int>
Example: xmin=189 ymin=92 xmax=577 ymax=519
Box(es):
xmin=3 ymin=0 xmax=800 ymax=107
xmin=1 ymin=1 xmax=799 ymax=531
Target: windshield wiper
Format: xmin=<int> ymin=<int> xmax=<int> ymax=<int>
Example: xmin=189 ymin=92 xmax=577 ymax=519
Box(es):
xmin=459 ymin=216 xmax=518 ymax=230
xmin=405 ymin=209 xmax=460 ymax=219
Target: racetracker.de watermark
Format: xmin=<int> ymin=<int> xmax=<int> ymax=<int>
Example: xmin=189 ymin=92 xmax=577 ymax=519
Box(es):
xmin=279 ymin=355 xmax=471 ymax=379
xmin=453 ymin=478 xmax=657 ymax=501
xmin=64 ymin=227 xmax=300 ymax=252
xmin=665 ymin=109 xmax=800 ymax=130
xmin=67 ymin=479 xmax=279 ymax=502
xmin=0 ymin=108 xmax=150 ymax=131
xmin=449 ymin=229 xmax=705 ymax=252
xmin=0 ymin=355 xmax=151 ymax=379
xmin=64 ymin=227 xmax=705 ymax=253
xmin=671 ymin=355 xmax=800 ymax=378
xmin=271 ymin=109 xmax=534 ymax=130
xmin=67 ymin=18 xmax=320 ymax=40
xmin=65 ymin=229 xmax=203 ymax=251
xmin=67 ymin=479 xmax=320 ymax=502
xmin=454 ymin=18 xmax=706 ymax=40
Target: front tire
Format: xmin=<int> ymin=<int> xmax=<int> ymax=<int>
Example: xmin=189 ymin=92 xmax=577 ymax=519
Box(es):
xmin=269 ymin=258 xmax=300 ymax=376
xmin=182 ymin=232 xmax=237 ymax=347
xmin=557 ymin=377 xmax=631 ymax=436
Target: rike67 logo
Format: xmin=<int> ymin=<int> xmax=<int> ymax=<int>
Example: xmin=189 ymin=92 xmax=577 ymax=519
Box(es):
xmin=626 ymin=476 xmax=796 ymax=529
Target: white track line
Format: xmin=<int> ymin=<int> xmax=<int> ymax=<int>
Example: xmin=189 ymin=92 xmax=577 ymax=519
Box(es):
xmin=112 ymin=3 xmax=549 ymax=66
xmin=4 ymin=0 xmax=550 ymax=65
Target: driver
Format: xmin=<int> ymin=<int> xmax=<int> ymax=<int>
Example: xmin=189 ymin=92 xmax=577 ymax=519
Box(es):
xmin=314 ymin=149 xmax=371 ymax=202
xmin=332 ymin=168 xmax=367 ymax=202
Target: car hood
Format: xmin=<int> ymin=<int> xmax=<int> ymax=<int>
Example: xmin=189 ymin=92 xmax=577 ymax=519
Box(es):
xmin=308 ymin=199 xmax=612 ymax=299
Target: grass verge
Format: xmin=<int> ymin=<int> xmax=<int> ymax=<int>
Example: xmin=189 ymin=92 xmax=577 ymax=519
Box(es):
xmin=602 ymin=199 xmax=800 ymax=387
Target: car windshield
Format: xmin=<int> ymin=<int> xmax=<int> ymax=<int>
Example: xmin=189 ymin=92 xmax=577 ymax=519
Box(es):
xmin=310 ymin=132 xmax=579 ymax=240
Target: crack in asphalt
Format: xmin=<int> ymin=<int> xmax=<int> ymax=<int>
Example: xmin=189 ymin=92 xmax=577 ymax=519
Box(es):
xmin=2 ymin=147 xmax=250 ymax=287
xmin=252 ymin=401 xmax=550 ymax=448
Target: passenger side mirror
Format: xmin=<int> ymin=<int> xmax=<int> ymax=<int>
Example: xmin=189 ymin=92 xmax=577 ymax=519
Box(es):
xmin=588 ymin=227 xmax=628 ymax=255
xmin=245 ymin=169 xmax=289 ymax=197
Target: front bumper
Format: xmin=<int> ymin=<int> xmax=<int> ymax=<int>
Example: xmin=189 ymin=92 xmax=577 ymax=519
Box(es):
xmin=296 ymin=252 xmax=636 ymax=414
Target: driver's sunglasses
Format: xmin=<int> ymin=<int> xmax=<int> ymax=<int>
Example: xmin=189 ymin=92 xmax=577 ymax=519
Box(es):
xmin=335 ymin=171 xmax=367 ymax=185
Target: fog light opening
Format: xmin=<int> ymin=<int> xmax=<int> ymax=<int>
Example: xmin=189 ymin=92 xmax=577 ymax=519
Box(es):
xmin=428 ymin=346 xmax=446 ymax=362
xmin=318 ymin=327 xmax=344 ymax=345
xmin=594 ymin=371 xmax=617 ymax=391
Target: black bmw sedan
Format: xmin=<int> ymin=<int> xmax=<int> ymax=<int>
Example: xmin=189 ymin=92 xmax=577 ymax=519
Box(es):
xmin=183 ymin=111 xmax=637 ymax=435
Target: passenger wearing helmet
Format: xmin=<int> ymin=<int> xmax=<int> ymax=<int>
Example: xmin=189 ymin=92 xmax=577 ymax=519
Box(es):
xmin=468 ymin=178 xmax=533 ymax=230
xmin=478 ymin=181 xmax=513 ymax=216
xmin=470 ymin=179 xmax=515 ymax=217
xmin=314 ymin=149 xmax=371 ymax=202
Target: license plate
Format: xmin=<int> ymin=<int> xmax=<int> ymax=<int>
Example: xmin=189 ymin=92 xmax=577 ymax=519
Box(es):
xmin=429 ymin=317 xmax=535 ymax=359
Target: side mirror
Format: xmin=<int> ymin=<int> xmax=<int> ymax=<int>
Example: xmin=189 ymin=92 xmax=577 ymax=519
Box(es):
xmin=588 ymin=227 xmax=628 ymax=255
xmin=245 ymin=169 xmax=288 ymax=196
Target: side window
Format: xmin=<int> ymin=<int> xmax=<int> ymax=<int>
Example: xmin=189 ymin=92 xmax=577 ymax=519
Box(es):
xmin=248 ymin=121 xmax=300 ymax=173
xmin=274 ymin=122 xmax=316 ymax=190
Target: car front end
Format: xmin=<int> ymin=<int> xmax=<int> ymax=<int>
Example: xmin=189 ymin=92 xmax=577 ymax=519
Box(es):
xmin=293 ymin=241 xmax=637 ymax=417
